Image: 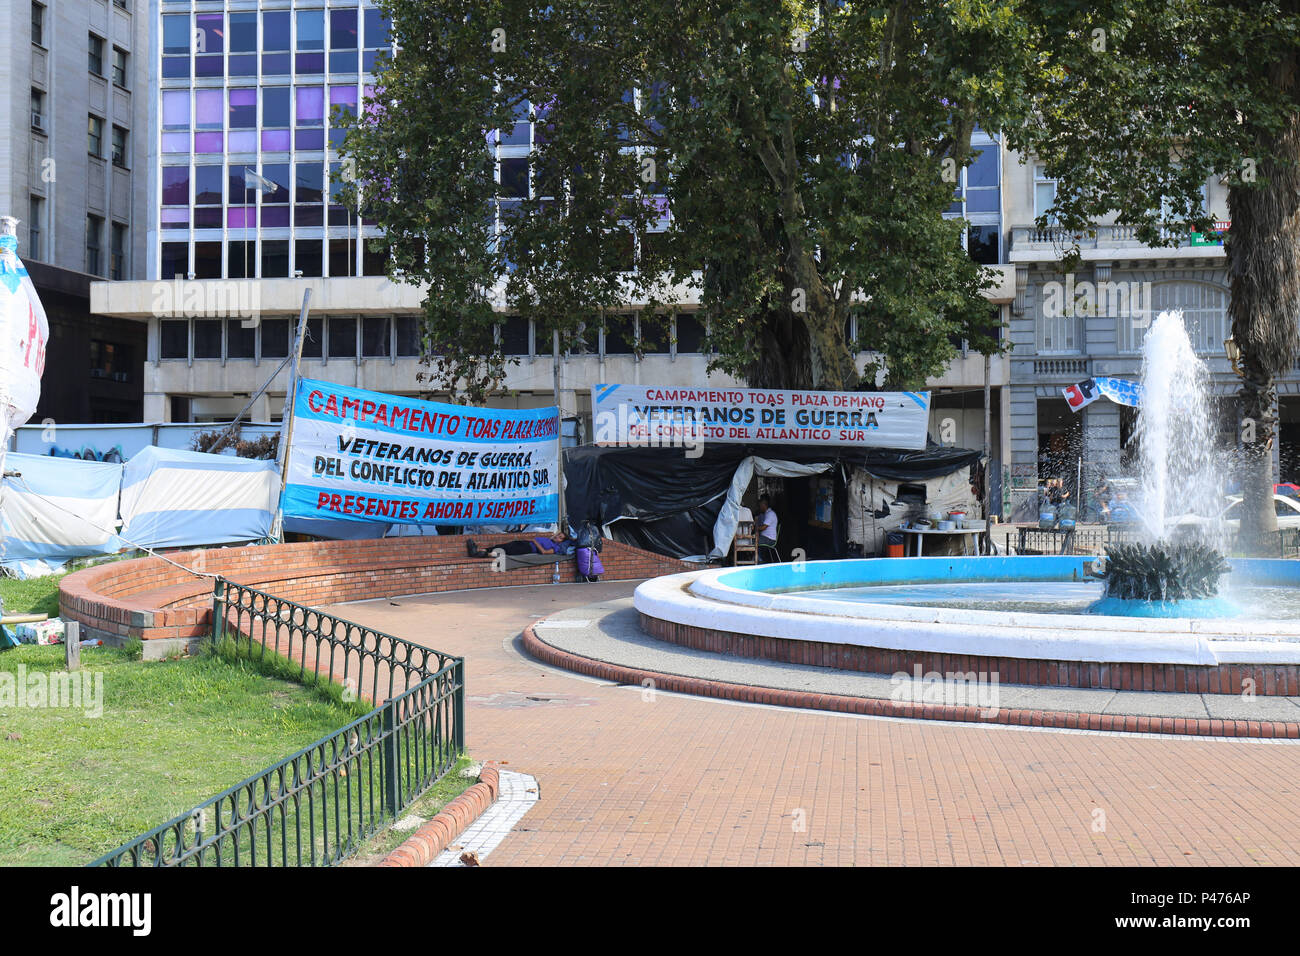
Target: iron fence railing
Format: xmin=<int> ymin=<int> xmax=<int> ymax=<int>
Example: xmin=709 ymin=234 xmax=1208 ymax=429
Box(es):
xmin=90 ymin=578 xmax=464 ymax=867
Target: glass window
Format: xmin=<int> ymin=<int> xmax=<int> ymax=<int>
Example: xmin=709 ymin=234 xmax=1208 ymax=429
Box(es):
xmin=227 ymin=240 xmax=253 ymax=278
xmin=31 ymin=88 xmax=45 ymax=131
xmin=262 ymin=11 xmax=291 ymax=74
xmin=295 ymin=239 xmax=323 ymax=277
xmin=229 ymin=89 xmax=257 ymax=128
xmin=296 ymin=87 xmax=325 ymax=126
xmin=500 ymin=158 xmax=529 ymax=198
xmin=31 ymin=3 xmax=44 ymax=46
xmin=331 ymin=10 xmax=358 ymax=48
xmin=194 ymin=320 xmax=222 ymax=359
xmin=161 ymin=320 xmax=189 ymax=359
xmin=364 ymin=10 xmax=390 ymax=47
xmin=196 ymin=89 xmax=223 ymax=129
xmin=162 ymin=167 xmax=189 ymax=205
xmin=194 ymin=165 xmax=223 ymax=205
xmin=500 ymin=317 xmax=530 ymax=356
xmin=967 ymin=225 xmax=999 ymax=265
xmin=88 ymin=33 xmax=104 ymax=75
xmin=193 ymin=241 xmax=222 ymax=279
xmin=261 ymin=239 xmax=289 ymax=278
xmin=295 ymin=161 xmax=324 ymax=204
xmin=329 ymin=238 xmax=356 ymax=276
xmin=160 ymin=241 xmax=189 ymax=279
xmin=362 ymin=241 xmax=388 ymax=277
xmin=362 ymin=317 xmax=390 ymax=357
xmin=260 ymin=319 xmax=289 ymax=359
xmin=228 ymin=319 xmax=256 ymax=358
xmin=329 ymin=317 xmax=357 ymax=358
xmin=229 ymin=12 xmax=257 ymax=52
xmin=85 ymin=215 xmax=103 ymax=275
xmin=300 ymin=318 xmax=324 ymax=359
xmin=28 ymin=196 xmax=43 ymax=260
xmin=329 ymin=85 xmax=358 ymax=146
xmin=603 ymin=315 xmax=636 ymax=354
xmin=675 ymin=315 xmax=706 ymax=353
xmin=297 ymin=10 xmax=324 ymax=50
xmin=110 ymin=223 xmax=127 ymax=280
xmin=195 ymin=14 xmax=223 ymax=54
xmin=500 ymin=99 xmax=530 ymax=147
xmin=112 ymin=48 xmax=128 ymax=87
xmin=111 ymin=126 xmax=128 ymax=166
xmin=1034 ymin=164 xmax=1057 ymax=221
xmin=261 ymin=164 xmax=290 ymax=204
xmin=967 ymin=147 xmax=999 ymax=188
xmin=88 ymin=114 xmax=104 ymax=156
xmin=162 ymin=91 xmax=190 ymax=130
xmin=263 ymin=86 xmax=291 ymax=128
xmin=396 ymin=316 xmax=421 ymax=356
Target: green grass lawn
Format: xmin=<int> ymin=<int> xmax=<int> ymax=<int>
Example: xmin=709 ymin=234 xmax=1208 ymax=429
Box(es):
xmin=0 ymin=572 xmax=66 ymax=619
xmin=342 ymin=755 xmax=476 ymax=866
xmin=0 ymin=640 xmax=373 ymax=866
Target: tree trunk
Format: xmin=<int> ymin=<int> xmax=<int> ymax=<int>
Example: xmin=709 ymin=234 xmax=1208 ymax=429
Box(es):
xmin=1226 ymin=60 xmax=1300 ymax=554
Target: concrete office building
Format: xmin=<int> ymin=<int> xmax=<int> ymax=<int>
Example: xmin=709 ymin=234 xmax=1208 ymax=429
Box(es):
xmin=89 ymin=1 xmax=1017 ymax=482
xmin=3 ymin=0 xmax=152 ymax=422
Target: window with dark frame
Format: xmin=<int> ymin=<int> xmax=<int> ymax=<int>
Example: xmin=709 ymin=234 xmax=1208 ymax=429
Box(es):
xmin=111 ymin=125 xmax=128 ymax=167
xmin=88 ymin=115 xmax=104 ymax=157
xmin=85 ymin=215 xmax=103 ymax=275
xmin=88 ymin=34 xmax=105 ymax=76
xmin=31 ymin=3 xmax=44 ymax=46
xmin=110 ymin=222 xmax=127 ymax=279
xmin=112 ymin=47 xmax=129 ymax=88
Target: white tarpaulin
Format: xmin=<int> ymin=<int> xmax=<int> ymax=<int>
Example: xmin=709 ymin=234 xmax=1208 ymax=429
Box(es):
xmin=708 ymin=457 xmax=833 ymax=559
xmin=0 ymin=453 xmax=122 ymax=577
xmin=118 ymin=446 xmax=278 ymax=549
xmin=847 ymin=468 xmax=978 ymax=554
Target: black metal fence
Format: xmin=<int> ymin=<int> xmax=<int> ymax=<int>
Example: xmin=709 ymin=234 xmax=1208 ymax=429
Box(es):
xmin=1006 ymin=524 xmax=1299 ymax=558
xmin=91 ymin=578 xmax=464 ymax=867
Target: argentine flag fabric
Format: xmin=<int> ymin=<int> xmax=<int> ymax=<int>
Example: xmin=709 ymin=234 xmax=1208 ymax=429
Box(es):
xmin=0 ymin=453 xmax=122 ymax=577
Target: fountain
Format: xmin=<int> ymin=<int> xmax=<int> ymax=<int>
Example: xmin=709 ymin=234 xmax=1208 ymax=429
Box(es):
xmin=1090 ymin=311 xmax=1235 ymax=616
xmin=633 ymin=314 xmax=1300 ymax=694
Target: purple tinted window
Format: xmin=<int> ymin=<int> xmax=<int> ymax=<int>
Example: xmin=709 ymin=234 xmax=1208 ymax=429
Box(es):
xmin=228 ymin=130 xmax=257 ymax=153
xmin=162 ymin=58 xmax=191 ymax=79
xmin=162 ymin=167 xmax=190 ymax=205
xmin=229 ymin=55 xmax=256 ymax=77
xmin=296 ymin=53 xmax=324 ymax=74
xmin=195 ymin=56 xmax=223 ymax=78
xmin=162 ymin=91 xmax=190 ymax=129
xmin=330 ymin=85 xmax=358 ymax=110
xmin=364 ymin=10 xmax=390 ymax=48
xmin=260 ymin=207 xmax=291 ymax=228
xmin=331 ymin=10 xmax=358 ymax=48
xmin=194 ymin=132 xmax=224 ymax=153
xmin=296 ymin=87 xmax=324 ymax=126
xmin=227 ymin=207 xmax=255 ymax=228
xmin=161 ymin=133 xmax=189 ymax=153
xmin=295 ymin=129 xmax=325 ymax=150
xmin=229 ymin=13 xmax=257 ymax=52
xmin=161 ymin=208 xmax=189 ymax=228
xmin=196 ymin=90 xmax=222 ymax=128
xmin=261 ymin=129 xmax=292 ymax=152
xmin=229 ymin=89 xmax=257 ymax=128
xmin=196 ymin=15 xmax=224 ymax=53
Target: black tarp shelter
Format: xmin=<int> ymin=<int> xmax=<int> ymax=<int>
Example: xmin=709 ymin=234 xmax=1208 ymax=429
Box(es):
xmin=564 ymin=442 xmax=982 ymax=559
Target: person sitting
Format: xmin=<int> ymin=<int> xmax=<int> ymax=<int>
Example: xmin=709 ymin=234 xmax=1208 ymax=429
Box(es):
xmin=755 ymin=495 xmax=780 ymax=562
xmin=1108 ymin=490 xmax=1136 ymax=523
xmin=466 ymin=528 xmax=574 ymax=558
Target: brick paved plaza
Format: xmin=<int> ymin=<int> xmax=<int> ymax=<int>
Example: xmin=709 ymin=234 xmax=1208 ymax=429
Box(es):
xmin=334 ymin=582 xmax=1300 ymax=867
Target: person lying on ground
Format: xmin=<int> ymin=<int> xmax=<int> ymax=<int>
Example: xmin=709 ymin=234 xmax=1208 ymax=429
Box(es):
xmin=466 ymin=529 xmax=575 ymax=557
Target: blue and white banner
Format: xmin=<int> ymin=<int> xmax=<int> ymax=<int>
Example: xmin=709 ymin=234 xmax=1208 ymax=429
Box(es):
xmin=592 ymin=384 xmax=930 ymax=450
xmin=119 ymin=446 xmax=277 ymax=549
xmin=1 ymin=453 xmax=122 ymax=576
xmin=1063 ymin=377 xmax=1143 ymax=411
xmin=282 ymin=380 xmax=559 ymax=526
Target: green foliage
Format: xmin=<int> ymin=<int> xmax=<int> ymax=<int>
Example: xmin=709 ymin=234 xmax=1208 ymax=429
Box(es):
xmin=341 ymin=1 xmax=1032 ymax=395
xmin=1101 ymin=541 xmax=1232 ymax=602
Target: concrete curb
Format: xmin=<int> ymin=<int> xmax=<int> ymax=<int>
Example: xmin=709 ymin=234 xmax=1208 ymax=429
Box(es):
xmin=521 ymin=624 xmax=1300 ymax=739
xmin=378 ymin=764 xmax=501 ymax=868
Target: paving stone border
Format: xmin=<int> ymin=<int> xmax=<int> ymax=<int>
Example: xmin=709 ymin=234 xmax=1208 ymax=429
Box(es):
xmin=379 ymin=764 xmax=501 ymax=868
xmin=522 ymin=624 xmax=1300 ymax=739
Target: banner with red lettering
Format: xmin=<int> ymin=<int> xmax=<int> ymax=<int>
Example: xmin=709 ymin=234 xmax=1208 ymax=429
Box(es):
xmin=591 ymin=384 xmax=930 ymax=450
xmin=281 ymin=379 xmax=559 ymax=526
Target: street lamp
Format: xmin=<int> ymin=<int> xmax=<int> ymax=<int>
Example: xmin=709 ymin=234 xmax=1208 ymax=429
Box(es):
xmin=1224 ymin=335 xmax=1242 ymax=375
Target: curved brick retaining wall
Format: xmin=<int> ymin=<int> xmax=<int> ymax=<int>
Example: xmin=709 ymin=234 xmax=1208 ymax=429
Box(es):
xmin=59 ymin=535 xmax=693 ymax=655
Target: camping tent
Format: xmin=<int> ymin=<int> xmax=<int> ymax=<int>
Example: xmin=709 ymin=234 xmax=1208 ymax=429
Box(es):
xmin=0 ymin=453 xmax=122 ymax=577
xmin=118 ymin=446 xmax=278 ymax=549
xmin=564 ymin=442 xmax=982 ymax=559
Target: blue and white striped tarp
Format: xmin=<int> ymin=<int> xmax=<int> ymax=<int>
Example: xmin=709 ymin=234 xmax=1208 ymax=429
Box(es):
xmin=118 ymin=446 xmax=278 ymax=549
xmin=1 ymin=453 xmax=123 ymax=577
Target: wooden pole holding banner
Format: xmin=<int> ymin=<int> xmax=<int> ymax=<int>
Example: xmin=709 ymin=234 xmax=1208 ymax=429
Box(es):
xmin=553 ymin=329 xmax=564 ymax=585
xmin=272 ymin=288 xmax=312 ymax=541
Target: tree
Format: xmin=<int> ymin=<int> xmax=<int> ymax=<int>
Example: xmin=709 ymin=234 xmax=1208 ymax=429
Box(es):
xmin=341 ymin=1 xmax=1037 ymax=400
xmin=1008 ymin=0 xmax=1300 ymax=551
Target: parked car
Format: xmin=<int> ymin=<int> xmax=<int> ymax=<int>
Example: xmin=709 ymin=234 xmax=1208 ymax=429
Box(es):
xmin=1174 ymin=494 xmax=1300 ymax=532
